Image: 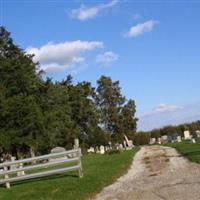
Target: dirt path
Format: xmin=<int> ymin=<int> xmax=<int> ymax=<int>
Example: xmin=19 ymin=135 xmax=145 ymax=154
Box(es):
xmin=93 ymin=146 xmax=200 ymax=200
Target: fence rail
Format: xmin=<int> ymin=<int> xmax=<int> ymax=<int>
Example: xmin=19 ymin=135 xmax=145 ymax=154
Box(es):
xmin=0 ymin=147 xmax=83 ymax=188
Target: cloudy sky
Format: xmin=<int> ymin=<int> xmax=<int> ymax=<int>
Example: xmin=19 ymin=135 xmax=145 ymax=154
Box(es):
xmin=1 ymin=0 xmax=200 ymax=131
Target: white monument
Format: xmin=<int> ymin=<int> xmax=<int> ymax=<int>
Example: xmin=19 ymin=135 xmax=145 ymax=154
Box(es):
xmin=100 ymin=145 xmax=105 ymax=154
xmin=184 ymin=131 xmax=191 ymax=140
xmin=87 ymin=147 xmax=95 ymax=153
xmin=150 ymin=138 xmax=156 ymax=145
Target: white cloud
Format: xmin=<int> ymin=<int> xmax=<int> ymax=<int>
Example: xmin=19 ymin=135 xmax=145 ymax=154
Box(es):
xmin=138 ymin=103 xmax=200 ymax=131
xmin=96 ymin=51 xmax=118 ymax=65
xmin=69 ymin=0 xmax=119 ymax=21
xmin=26 ymin=40 xmax=103 ymax=73
xmin=125 ymin=20 xmax=159 ymax=38
xmin=153 ymin=104 xmax=183 ymax=113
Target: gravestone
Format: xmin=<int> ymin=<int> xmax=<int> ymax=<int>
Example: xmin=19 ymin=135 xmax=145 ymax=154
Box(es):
xmin=119 ymin=144 xmax=124 ymax=150
xmin=192 ymin=138 xmax=196 ymax=143
xmin=50 ymin=147 xmax=67 ymax=161
xmin=150 ymin=138 xmax=156 ymax=145
xmin=161 ymin=135 xmax=168 ymax=143
xmin=87 ymin=147 xmax=95 ymax=153
xmin=100 ymin=146 xmax=105 ymax=154
xmin=184 ymin=131 xmax=191 ymax=140
xmin=157 ymin=137 xmax=161 ymax=144
xmin=196 ymin=130 xmax=200 ymax=138
xmin=177 ymin=136 xmax=182 ymax=142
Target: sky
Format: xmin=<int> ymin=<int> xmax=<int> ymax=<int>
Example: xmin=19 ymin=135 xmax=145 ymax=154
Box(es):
xmin=1 ymin=0 xmax=200 ymax=131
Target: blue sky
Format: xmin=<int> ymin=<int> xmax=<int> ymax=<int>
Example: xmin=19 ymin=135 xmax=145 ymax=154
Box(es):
xmin=1 ymin=0 xmax=200 ymax=130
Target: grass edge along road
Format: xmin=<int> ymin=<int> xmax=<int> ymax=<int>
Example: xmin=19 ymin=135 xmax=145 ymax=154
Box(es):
xmin=165 ymin=138 xmax=200 ymax=164
xmin=0 ymin=147 xmax=139 ymax=200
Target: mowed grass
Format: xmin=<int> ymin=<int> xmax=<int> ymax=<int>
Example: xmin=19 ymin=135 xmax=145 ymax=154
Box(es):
xmin=166 ymin=138 xmax=200 ymax=163
xmin=0 ymin=147 xmax=139 ymax=200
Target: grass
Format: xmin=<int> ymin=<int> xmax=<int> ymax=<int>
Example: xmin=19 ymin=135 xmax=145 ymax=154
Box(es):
xmin=165 ymin=138 xmax=200 ymax=164
xmin=0 ymin=147 xmax=139 ymax=200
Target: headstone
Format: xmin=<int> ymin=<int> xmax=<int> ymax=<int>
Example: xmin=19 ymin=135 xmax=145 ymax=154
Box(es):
xmin=161 ymin=135 xmax=168 ymax=143
xmin=192 ymin=138 xmax=196 ymax=143
xmin=177 ymin=136 xmax=182 ymax=143
xmin=87 ymin=147 xmax=95 ymax=153
xmin=196 ymin=130 xmax=200 ymax=138
xmin=17 ymin=163 xmax=25 ymax=176
xmin=74 ymin=138 xmax=79 ymax=149
xmin=119 ymin=144 xmax=124 ymax=150
xmin=184 ymin=131 xmax=191 ymax=140
xmin=96 ymin=146 xmax=100 ymax=154
xmin=149 ymin=138 xmax=156 ymax=145
xmin=50 ymin=147 xmax=67 ymax=161
xmin=51 ymin=147 xmax=66 ymax=154
xmin=157 ymin=137 xmax=161 ymax=144
xmin=100 ymin=146 xmax=105 ymax=154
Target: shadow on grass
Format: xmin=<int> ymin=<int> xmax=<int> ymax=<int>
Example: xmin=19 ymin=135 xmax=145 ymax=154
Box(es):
xmin=0 ymin=173 xmax=79 ymax=189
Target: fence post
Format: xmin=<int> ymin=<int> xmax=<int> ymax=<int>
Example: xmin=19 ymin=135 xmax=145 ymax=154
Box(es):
xmin=3 ymin=166 xmax=10 ymax=189
xmin=74 ymin=139 xmax=83 ymax=178
xmin=78 ymin=148 xmax=83 ymax=178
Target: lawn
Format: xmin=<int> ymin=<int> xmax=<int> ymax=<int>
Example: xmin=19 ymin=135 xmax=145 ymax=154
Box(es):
xmin=0 ymin=147 xmax=139 ymax=200
xmin=165 ymin=138 xmax=200 ymax=164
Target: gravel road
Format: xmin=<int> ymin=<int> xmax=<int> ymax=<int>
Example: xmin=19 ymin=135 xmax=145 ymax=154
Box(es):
xmin=93 ymin=146 xmax=200 ymax=200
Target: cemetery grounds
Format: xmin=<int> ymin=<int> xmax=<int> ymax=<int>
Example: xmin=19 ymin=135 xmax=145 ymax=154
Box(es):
xmin=94 ymin=139 xmax=200 ymax=200
xmin=0 ymin=148 xmax=139 ymax=200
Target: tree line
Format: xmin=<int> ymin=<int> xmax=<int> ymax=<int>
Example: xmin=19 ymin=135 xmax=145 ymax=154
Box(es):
xmin=135 ymin=120 xmax=200 ymax=145
xmin=0 ymin=27 xmax=137 ymax=159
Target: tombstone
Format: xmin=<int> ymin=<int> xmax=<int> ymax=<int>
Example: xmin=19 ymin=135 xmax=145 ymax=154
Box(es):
xmin=196 ymin=130 xmax=200 ymax=138
xmin=50 ymin=147 xmax=67 ymax=161
xmin=172 ymin=133 xmax=178 ymax=141
xmin=74 ymin=139 xmax=79 ymax=149
xmin=157 ymin=137 xmax=161 ymax=144
xmin=149 ymin=138 xmax=156 ymax=145
xmin=177 ymin=136 xmax=182 ymax=143
xmin=17 ymin=163 xmax=25 ymax=176
xmin=87 ymin=147 xmax=95 ymax=153
xmin=96 ymin=146 xmax=100 ymax=154
xmin=184 ymin=131 xmax=191 ymax=140
xmin=124 ymin=135 xmax=133 ymax=148
xmin=100 ymin=145 xmax=105 ymax=154
xmin=161 ymin=135 xmax=168 ymax=143
xmin=192 ymin=138 xmax=196 ymax=143
xmin=119 ymin=144 xmax=124 ymax=151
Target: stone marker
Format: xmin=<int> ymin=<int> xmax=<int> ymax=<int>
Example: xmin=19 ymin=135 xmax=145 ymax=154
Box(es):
xmin=87 ymin=147 xmax=95 ymax=153
xmin=184 ymin=131 xmax=191 ymax=140
xmin=177 ymin=136 xmax=182 ymax=143
xmin=196 ymin=130 xmax=200 ymax=138
xmin=157 ymin=138 xmax=161 ymax=144
xmin=150 ymin=138 xmax=156 ymax=145
xmin=119 ymin=144 xmax=124 ymax=150
xmin=50 ymin=146 xmax=67 ymax=161
xmin=100 ymin=145 xmax=105 ymax=154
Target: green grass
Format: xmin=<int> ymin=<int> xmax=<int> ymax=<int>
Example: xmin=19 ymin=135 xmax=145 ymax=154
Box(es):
xmin=0 ymin=147 xmax=139 ymax=200
xmin=165 ymin=138 xmax=200 ymax=164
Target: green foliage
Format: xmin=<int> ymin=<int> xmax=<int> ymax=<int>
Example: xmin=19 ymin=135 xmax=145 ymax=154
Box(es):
xmin=0 ymin=27 xmax=138 ymax=157
xmin=134 ymin=132 xmax=151 ymax=145
xmin=149 ymin=121 xmax=200 ymax=138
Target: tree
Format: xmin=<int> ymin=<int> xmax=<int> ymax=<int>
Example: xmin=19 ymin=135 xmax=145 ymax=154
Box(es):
xmin=0 ymin=26 xmax=44 ymax=158
xmin=96 ymin=76 xmax=126 ymax=142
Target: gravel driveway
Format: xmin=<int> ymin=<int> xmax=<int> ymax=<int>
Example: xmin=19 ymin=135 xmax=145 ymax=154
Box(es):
xmin=93 ymin=146 xmax=200 ymax=200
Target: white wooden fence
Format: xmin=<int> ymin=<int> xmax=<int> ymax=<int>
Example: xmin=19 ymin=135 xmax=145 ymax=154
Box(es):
xmin=0 ymin=148 xmax=83 ymax=189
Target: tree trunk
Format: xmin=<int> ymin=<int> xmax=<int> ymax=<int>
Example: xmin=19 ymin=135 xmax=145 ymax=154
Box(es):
xmin=29 ymin=146 xmax=36 ymax=164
